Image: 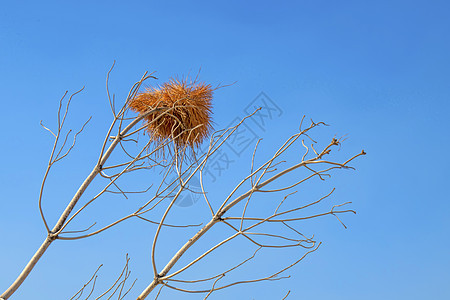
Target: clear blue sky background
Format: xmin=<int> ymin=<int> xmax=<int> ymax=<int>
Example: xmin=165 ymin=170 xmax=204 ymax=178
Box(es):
xmin=1 ymin=1 xmax=449 ymax=299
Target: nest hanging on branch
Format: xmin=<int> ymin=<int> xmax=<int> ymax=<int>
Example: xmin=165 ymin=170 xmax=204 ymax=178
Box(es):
xmin=128 ymin=77 xmax=214 ymax=150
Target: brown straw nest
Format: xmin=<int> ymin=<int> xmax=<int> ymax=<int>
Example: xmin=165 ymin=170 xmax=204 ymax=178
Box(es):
xmin=128 ymin=77 xmax=214 ymax=150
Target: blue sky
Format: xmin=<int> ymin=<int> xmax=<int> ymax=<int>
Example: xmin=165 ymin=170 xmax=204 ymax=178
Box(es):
xmin=1 ymin=1 xmax=449 ymax=299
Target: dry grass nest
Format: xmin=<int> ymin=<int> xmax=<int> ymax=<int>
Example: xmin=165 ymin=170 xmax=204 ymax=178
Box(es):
xmin=128 ymin=77 xmax=214 ymax=150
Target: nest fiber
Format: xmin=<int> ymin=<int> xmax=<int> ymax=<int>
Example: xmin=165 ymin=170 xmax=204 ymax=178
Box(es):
xmin=128 ymin=78 xmax=213 ymax=149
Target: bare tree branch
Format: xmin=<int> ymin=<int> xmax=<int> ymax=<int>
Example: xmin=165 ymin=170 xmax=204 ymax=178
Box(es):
xmin=1 ymin=67 xmax=365 ymax=300
xmin=136 ymin=116 xmax=365 ymax=299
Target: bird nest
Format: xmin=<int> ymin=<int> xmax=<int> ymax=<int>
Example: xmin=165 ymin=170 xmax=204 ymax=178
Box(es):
xmin=128 ymin=77 xmax=213 ymax=152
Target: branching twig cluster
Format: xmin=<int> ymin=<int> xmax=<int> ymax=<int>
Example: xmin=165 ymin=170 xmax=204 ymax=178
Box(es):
xmin=136 ymin=116 xmax=365 ymax=299
xmin=70 ymin=255 xmax=136 ymax=300
xmin=1 ymin=64 xmax=365 ymax=300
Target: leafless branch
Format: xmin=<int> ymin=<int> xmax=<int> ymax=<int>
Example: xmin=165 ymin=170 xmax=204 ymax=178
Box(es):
xmin=136 ymin=117 xmax=365 ymax=299
xmin=69 ymin=254 xmax=137 ymax=300
xmin=282 ymin=290 xmax=290 ymax=300
xmin=70 ymin=264 xmax=102 ymax=300
xmin=2 ymin=66 xmax=365 ymax=300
